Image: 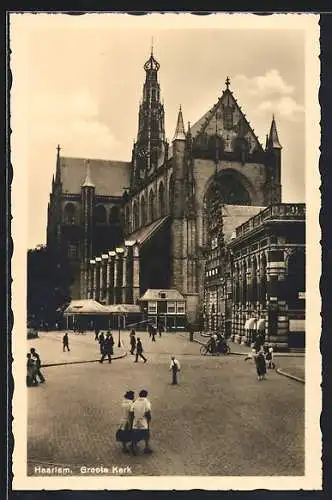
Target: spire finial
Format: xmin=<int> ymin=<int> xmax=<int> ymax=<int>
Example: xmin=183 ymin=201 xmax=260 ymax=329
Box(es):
xmin=151 ymin=36 xmax=154 ymax=55
xmin=268 ymin=114 xmax=282 ymax=150
xmin=173 ymin=106 xmax=186 ymax=141
xmin=225 ymin=76 xmax=231 ymax=90
xmin=57 ymin=144 xmax=61 ymax=156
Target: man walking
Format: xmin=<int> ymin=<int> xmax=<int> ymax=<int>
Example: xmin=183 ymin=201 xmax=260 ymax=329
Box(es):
xmin=30 ymin=347 xmax=45 ymax=383
xmin=135 ymin=337 xmax=147 ymax=363
xmin=62 ymin=332 xmax=70 ymax=352
xmin=158 ymin=322 xmax=163 ymax=338
xmin=151 ymin=325 xmax=156 ymax=342
xmin=130 ymin=329 xmax=136 ymax=355
xmin=169 ymin=356 xmax=181 ymax=385
xmin=100 ymin=333 xmax=113 ymax=363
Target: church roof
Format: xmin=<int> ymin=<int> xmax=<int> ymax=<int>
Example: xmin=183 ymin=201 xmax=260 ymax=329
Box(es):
xmin=139 ymin=288 xmax=185 ymax=301
xmin=128 ymin=216 xmax=170 ymax=247
xmin=60 ymin=157 xmax=131 ymax=197
xmin=190 ymin=88 xmax=264 ymax=153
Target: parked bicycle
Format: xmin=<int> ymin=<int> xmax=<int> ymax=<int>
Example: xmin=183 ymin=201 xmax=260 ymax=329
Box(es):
xmin=200 ymin=338 xmax=230 ymax=356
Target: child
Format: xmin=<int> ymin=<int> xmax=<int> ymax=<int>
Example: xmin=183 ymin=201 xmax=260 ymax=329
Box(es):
xmin=266 ymin=343 xmax=275 ymax=369
xmin=254 ymin=347 xmax=267 ymax=381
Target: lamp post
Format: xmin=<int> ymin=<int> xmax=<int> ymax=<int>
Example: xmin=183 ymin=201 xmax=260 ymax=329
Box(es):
xmin=117 ymin=314 xmax=121 ymax=348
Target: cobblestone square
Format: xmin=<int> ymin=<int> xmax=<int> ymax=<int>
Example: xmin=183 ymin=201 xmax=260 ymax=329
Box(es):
xmin=27 ymin=331 xmax=304 ymax=477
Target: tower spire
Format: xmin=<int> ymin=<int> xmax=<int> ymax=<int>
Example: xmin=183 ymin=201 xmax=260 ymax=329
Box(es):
xmin=268 ymin=114 xmax=282 ymax=149
xmin=173 ymin=105 xmax=186 ymax=141
xmin=55 ymin=144 xmax=61 ymax=183
xmin=82 ymin=159 xmax=95 ymax=188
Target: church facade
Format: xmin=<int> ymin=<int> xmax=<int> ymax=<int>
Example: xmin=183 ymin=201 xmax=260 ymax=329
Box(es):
xmin=47 ymin=50 xmax=286 ymax=326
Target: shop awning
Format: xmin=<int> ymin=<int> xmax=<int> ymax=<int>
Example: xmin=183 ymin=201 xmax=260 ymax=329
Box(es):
xmin=64 ymin=299 xmax=111 ymax=315
xmin=256 ymin=319 xmax=266 ymax=331
xmin=244 ymin=318 xmax=256 ymax=329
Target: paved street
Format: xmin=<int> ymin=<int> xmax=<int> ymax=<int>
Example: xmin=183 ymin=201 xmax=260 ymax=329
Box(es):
xmin=27 ymin=331 xmax=304 ymax=476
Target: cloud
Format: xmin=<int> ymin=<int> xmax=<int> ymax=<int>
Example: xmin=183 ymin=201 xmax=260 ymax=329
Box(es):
xmin=29 ymin=89 xmax=123 ymax=159
xmin=234 ymin=70 xmax=294 ymax=97
xmin=257 ymin=96 xmax=304 ymax=121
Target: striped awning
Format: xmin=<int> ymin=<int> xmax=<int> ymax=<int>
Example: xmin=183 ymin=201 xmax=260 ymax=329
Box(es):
xmin=244 ymin=318 xmax=256 ymax=329
xmin=256 ymin=319 xmax=266 ymax=331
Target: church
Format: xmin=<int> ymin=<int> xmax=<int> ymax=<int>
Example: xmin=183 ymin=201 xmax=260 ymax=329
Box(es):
xmin=47 ymin=49 xmax=305 ymax=347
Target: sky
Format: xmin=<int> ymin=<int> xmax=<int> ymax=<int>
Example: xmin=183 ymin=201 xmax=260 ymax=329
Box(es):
xmin=10 ymin=13 xmax=318 ymax=249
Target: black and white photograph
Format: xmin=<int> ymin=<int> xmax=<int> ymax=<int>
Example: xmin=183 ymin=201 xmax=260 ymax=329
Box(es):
xmin=10 ymin=12 xmax=321 ymax=490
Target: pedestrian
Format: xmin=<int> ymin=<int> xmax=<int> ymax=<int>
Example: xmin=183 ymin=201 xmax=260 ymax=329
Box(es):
xmin=26 ymin=353 xmax=38 ymax=386
xmin=151 ymin=325 xmax=156 ymax=342
xmin=187 ymin=323 xmax=194 ymax=342
xmin=254 ymin=347 xmax=267 ymax=381
xmin=30 ymin=348 xmax=45 ymax=383
xmin=62 ymin=332 xmax=70 ymax=352
xmin=98 ymin=331 xmax=105 ymax=353
xmin=94 ymin=327 xmax=100 ymax=341
xmin=158 ymin=323 xmax=163 ymax=338
xmin=99 ymin=333 xmax=113 ymax=364
xmin=169 ymin=356 xmax=181 ymax=385
xmin=266 ymin=343 xmax=275 ymax=369
xmin=147 ymin=324 xmax=152 ymax=338
xmin=116 ymin=390 xmax=135 ymax=453
xmin=130 ymin=389 xmax=152 ymax=455
xmin=134 ymin=337 xmax=147 ymax=363
xmin=130 ymin=329 xmax=136 ymax=355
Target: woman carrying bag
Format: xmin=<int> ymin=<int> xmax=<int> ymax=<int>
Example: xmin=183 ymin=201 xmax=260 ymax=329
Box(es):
xmin=116 ymin=390 xmax=135 ymax=453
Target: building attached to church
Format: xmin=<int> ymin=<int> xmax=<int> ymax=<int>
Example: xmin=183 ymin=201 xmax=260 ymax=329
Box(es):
xmin=46 ymin=49 xmax=305 ymax=348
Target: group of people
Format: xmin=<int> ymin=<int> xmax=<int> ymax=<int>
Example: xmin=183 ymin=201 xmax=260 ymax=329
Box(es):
xmin=26 ymin=347 xmax=45 ymax=386
xmin=117 ymin=389 xmax=152 ymax=455
xmin=147 ymin=323 xmax=163 ymax=342
xmin=129 ymin=329 xmax=147 ymax=363
xmin=245 ymin=335 xmax=275 ymax=381
xmin=95 ymin=330 xmax=115 ymax=363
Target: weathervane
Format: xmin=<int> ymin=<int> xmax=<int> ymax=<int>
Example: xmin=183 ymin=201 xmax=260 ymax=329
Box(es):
xmin=225 ymin=76 xmax=230 ymax=90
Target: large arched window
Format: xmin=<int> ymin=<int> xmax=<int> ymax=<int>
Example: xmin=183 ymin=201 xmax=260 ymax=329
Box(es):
xmin=64 ymin=203 xmax=77 ymax=225
xmin=94 ymin=205 xmax=107 ymax=224
xmin=133 ymin=200 xmax=139 ymax=231
xmin=158 ymin=182 xmax=165 ymax=217
xmin=149 ymin=189 xmax=155 ymax=223
xmin=109 ymin=206 xmax=120 ymax=224
xmin=141 ymin=195 xmax=146 ymax=227
xmin=169 ymin=174 xmax=175 ymax=213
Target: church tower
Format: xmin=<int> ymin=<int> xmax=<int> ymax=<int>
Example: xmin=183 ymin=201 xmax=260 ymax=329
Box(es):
xmin=131 ymin=48 xmax=167 ymax=189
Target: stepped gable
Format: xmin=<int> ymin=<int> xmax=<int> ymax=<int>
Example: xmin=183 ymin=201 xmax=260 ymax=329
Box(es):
xmin=60 ymin=157 xmax=131 ymax=197
xmin=190 ymin=81 xmax=264 ymax=155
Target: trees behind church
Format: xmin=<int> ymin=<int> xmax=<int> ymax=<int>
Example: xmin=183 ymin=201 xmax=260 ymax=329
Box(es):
xmin=27 ymin=245 xmax=73 ymax=329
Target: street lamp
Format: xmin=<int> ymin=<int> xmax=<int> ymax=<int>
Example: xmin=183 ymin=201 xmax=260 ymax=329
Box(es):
xmin=117 ymin=314 xmax=121 ymax=348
